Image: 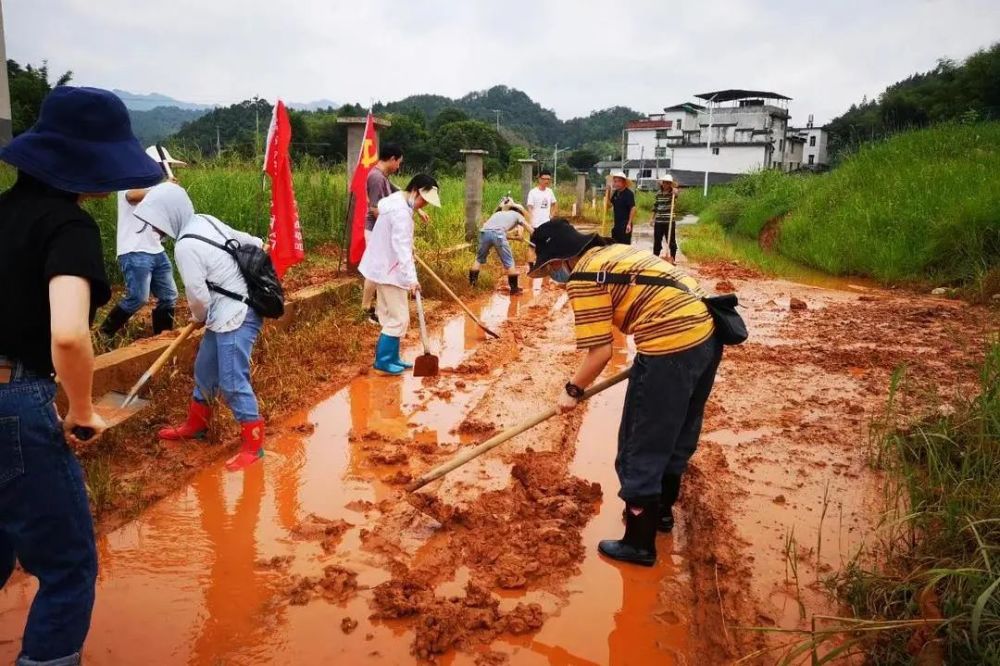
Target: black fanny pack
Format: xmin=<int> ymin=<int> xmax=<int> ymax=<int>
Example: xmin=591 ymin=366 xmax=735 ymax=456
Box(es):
xmin=568 ymin=271 xmax=748 ymax=345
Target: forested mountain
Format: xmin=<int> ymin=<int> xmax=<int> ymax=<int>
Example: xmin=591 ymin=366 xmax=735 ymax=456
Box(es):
xmin=128 ymin=106 xmax=209 ymax=145
xmin=112 ymin=89 xmax=213 ymax=111
xmin=827 ymin=42 xmax=1000 ymax=159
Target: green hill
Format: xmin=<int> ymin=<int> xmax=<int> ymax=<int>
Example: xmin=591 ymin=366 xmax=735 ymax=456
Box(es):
xmin=688 ymin=123 xmax=1000 ymax=291
xmin=128 ymin=106 xmax=209 ymax=145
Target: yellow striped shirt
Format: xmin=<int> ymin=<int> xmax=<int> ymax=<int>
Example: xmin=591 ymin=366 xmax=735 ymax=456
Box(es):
xmin=568 ymin=245 xmax=714 ymax=355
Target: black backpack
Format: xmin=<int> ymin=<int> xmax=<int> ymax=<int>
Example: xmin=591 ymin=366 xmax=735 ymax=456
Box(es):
xmin=179 ymin=215 xmax=285 ymax=319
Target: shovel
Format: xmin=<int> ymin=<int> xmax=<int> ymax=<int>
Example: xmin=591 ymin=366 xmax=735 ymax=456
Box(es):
xmin=84 ymin=322 xmax=197 ymax=431
xmin=407 ymin=367 xmax=631 ymax=493
xmin=415 ymin=255 xmax=500 ymax=339
xmin=412 ymin=292 xmax=439 ymax=377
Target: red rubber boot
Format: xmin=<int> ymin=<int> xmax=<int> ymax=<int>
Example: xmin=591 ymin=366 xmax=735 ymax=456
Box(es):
xmin=225 ymin=420 xmax=265 ymax=472
xmin=158 ymin=400 xmax=211 ymax=440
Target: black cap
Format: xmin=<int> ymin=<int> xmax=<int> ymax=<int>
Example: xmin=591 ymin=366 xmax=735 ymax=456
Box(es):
xmin=528 ymin=218 xmax=597 ymax=277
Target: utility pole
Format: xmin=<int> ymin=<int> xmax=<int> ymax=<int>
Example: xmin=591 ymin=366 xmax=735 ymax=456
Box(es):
xmin=255 ymin=104 xmax=260 ymax=160
xmin=703 ymin=93 xmax=718 ymax=197
xmin=553 ymin=144 xmax=573 ymax=187
xmin=491 ymin=109 xmax=501 ymax=133
xmin=0 ymin=0 xmax=11 ymax=146
xmin=216 ymin=125 xmax=222 ymax=158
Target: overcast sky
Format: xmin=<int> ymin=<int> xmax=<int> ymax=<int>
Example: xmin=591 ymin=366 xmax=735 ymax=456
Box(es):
xmin=5 ymin=0 xmax=999 ymax=125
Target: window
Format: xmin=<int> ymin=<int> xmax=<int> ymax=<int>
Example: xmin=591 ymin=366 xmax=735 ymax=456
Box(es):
xmin=808 ymin=155 xmax=815 ymax=165
xmin=809 ymin=136 xmax=816 ymax=147
xmin=654 ymin=146 xmax=667 ymax=158
xmin=640 ymin=169 xmax=652 ymax=178
xmin=664 ymin=158 xmax=671 ymax=168
xmin=711 ymin=147 xmax=720 ymax=155
xmin=779 ymin=139 xmax=785 ymax=152
xmin=676 ymin=118 xmax=683 ymax=130
xmin=655 ymin=129 xmax=668 ymax=140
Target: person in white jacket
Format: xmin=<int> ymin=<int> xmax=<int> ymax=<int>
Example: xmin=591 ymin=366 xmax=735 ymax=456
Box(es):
xmin=132 ymin=182 xmax=267 ymax=472
xmin=358 ymin=174 xmax=441 ymax=375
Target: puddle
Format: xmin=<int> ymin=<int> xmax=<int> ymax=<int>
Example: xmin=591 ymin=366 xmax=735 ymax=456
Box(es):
xmin=0 ymin=290 xmax=689 ymax=664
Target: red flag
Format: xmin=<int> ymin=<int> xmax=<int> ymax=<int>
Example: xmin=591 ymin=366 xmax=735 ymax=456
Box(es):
xmin=264 ymin=100 xmax=305 ymax=279
xmin=348 ymin=112 xmax=378 ymax=264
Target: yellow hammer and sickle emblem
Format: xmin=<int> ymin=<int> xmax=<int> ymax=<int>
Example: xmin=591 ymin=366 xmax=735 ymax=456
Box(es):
xmin=360 ymin=138 xmax=378 ymax=169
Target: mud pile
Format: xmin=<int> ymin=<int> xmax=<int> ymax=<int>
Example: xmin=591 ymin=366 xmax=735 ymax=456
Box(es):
xmin=284 ymin=564 xmax=359 ymax=606
xmin=371 ymin=579 xmax=543 ymax=660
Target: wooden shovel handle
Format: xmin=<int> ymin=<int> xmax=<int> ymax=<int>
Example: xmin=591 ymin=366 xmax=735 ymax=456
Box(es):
xmin=406 ymin=367 xmax=631 ymax=492
xmin=120 ymin=322 xmax=198 ymax=406
xmin=415 ymin=254 xmax=499 ymax=339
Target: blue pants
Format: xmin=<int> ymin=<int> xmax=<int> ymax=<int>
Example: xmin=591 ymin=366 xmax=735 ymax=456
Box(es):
xmin=0 ymin=364 xmax=97 ymax=665
xmin=117 ymin=251 xmax=178 ymax=314
xmin=193 ymin=310 xmax=263 ymax=423
xmin=475 ymin=229 xmax=515 ymax=269
xmin=616 ymin=337 xmax=723 ymax=501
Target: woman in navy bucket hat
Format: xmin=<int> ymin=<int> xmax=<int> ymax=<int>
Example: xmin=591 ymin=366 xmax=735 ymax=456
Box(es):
xmin=0 ymin=86 xmax=161 ymax=665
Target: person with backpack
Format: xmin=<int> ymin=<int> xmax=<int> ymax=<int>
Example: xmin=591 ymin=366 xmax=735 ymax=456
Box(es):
xmin=0 ymin=86 xmax=164 ymax=666
xmin=529 ymin=219 xmax=727 ymax=568
xmin=358 ymin=174 xmax=441 ymax=375
xmin=133 ymin=182 xmax=270 ymax=472
xmin=469 ymin=196 xmax=533 ymax=295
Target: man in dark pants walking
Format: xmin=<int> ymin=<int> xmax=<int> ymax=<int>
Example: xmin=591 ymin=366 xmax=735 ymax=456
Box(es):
xmin=652 ymin=174 xmax=679 ymax=262
xmin=608 ymin=171 xmax=636 ymax=245
xmin=0 ymin=86 xmax=163 ymax=665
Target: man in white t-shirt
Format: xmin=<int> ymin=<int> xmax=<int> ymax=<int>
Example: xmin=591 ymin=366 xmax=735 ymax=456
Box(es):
xmin=98 ymin=146 xmax=183 ymax=338
xmin=526 ymin=169 xmax=558 ymax=226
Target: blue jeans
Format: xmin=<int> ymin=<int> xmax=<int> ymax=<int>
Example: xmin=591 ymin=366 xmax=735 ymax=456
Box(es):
xmin=193 ymin=310 xmax=263 ymax=423
xmin=476 ymin=230 xmax=515 ymax=269
xmin=616 ymin=337 xmax=723 ymax=501
xmin=0 ymin=363 xmax=97 ymax=665
xmin=117 ymin=251 xmax=178 ymax=314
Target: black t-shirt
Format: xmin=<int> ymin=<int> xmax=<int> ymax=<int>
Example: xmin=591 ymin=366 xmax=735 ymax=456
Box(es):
xmin=0 ymin=173 xmax=111 ymax=375
xmin=610 ymin=188 xmax=636 ymax=226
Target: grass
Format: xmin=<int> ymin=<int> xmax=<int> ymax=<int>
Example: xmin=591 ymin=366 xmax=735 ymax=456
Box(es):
xmin=774 ymin=339 xmax=1000 ymax=663
xmin=682 ymin=122 xmax=1000 ymax=292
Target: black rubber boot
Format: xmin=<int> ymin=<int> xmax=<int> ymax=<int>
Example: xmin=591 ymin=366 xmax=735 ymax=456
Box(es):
xmin=469 ymin=270 xmax=479 ymax=286
xmin=659 ymin=473 xmax=682 ymax=533
xmin=507 ymin=274 xmax=523 ymax=295
xmin=599 ymin=501 xmax=658 ymax=566
xmin=152 ymin=307 xmax=175 ymax=334
xmin=99 ymin=305 xmax=133 ymax=337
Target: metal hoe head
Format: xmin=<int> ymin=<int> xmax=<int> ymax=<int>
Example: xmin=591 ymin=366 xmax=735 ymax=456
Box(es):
xmin=412 ymin=352 xmax=439 ymax=378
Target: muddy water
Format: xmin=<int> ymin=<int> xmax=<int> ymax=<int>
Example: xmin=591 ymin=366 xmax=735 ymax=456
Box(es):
xmin=0 ymin=290 xmax=689 ymax=664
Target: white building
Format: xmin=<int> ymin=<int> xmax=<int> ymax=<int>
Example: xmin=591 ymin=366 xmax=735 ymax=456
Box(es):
xmin=788 ymin=115 xmax=830 ymax=169
xmin=596 ymin=90 xmax=830 ymax=186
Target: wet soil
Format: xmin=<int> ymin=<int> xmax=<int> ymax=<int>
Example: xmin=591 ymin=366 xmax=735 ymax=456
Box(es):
xmin=0 ymin=233 xmax=994 ymax=663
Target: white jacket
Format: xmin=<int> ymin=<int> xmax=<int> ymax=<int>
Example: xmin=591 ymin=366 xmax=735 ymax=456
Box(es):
xmin=358 ymin=190 xmax=417 ymax=289
xmin=133 ymin=183 xmax=263 ymax=332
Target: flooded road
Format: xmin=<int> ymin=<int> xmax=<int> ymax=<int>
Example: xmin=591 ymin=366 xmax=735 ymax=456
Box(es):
xmin=0 ymin=286 xmax=691 ymax=664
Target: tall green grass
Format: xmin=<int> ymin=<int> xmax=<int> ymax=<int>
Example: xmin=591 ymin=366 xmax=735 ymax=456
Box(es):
xmin=815 ymin=340 xmax=1000 ymax=663
xmin=688 ymin=123 xmax=1000 ymax=287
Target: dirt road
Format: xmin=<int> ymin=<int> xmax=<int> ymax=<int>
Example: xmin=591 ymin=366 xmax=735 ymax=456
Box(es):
xmin=0 ymin=230 xmax=993 ymax=664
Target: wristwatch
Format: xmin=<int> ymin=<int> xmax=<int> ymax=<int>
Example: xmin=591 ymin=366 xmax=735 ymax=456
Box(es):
xmin=564 ymin=382 xmax=584 ymax=399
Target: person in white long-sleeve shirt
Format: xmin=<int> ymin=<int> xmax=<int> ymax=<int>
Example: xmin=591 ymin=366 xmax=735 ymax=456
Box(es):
xmin=358 ymin=174 xmax=441 ymax=375
xmin=132 ymin=182 xmax=267 ymax=472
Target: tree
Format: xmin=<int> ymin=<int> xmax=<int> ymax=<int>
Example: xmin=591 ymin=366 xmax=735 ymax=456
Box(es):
xmin=8 ymin=59 xmax=73 ymax=135
xmin=380 ymin=113 xmax=432 ymax=172
xmin=432 ymin=107 xmax=470 ymax=132
xmin=567 ymin=149 xmax=600 ymax=171
xmin=431 ymin=120 xmax=510 ymax=175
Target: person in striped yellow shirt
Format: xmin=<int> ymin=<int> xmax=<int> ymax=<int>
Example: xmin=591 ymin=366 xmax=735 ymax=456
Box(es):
xmin=528 ymin=219 xmax=724 ymax=567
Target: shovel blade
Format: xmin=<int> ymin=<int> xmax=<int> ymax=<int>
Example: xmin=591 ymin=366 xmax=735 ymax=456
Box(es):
xmin=412 ymin=353 xmax=439 ymax=378
xmin=93 ymin=391 xmax=151 ymax=428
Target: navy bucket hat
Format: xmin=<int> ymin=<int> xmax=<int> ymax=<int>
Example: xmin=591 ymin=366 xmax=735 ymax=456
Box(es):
xmin=0 ymin=86 xmax=164 ymax=194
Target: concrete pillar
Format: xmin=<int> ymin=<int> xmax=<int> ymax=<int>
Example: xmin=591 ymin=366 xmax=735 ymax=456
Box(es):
xmin=460 ymin=149 xmax=488 ymax=242
xmin=575 ymin=173 xmax=587 ymax=218
xmin=336 ymin=116 xmax=390 ymax=265
xmin=0 ymin=1 xmax=12 ymax=146
xmin=517 ymin=159 xmax=536 ymax=204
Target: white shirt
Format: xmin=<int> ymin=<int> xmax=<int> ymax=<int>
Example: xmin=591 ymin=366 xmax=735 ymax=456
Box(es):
xmin=174 ymin=215 xmax=263 ymax=332
xmin=526 ymin=187 xmax=557 ymax=226
xmin=116 ymin=190 xmax=166 ymax=256
xmin=358 ymin=191 xmax=417 ymax=289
